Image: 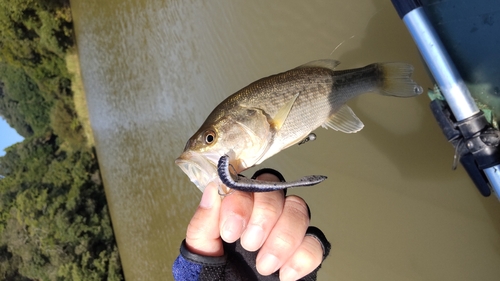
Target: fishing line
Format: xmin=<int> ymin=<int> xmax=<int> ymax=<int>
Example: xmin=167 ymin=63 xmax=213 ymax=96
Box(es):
xmin=330 ymin=35 xmax=355 ymax=56
xmin=329 ymin=4 xmax=387 ymax=57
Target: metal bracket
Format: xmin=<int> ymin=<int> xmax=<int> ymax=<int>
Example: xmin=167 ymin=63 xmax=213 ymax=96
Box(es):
xmin=430 ymin=98 xmax=500 ymax=197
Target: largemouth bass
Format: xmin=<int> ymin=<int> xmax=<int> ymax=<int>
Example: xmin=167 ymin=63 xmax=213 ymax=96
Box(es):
xmin=176 ymin=60 xmax=422 ymax=193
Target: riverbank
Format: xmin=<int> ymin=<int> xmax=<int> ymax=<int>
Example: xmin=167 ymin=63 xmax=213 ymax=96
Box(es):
xmin=65 ymin=49 xmax=95 ymax=148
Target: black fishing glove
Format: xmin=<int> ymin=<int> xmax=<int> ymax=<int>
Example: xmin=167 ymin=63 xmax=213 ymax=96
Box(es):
xmin=172 ymin=225 xmax=330 ymax=281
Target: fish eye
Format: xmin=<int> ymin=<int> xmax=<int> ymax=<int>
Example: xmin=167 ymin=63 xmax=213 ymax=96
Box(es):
xmin=203 ymin=130 xmax=216 ymax=144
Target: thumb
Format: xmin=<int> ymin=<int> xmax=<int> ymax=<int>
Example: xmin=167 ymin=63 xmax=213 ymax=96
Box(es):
xmin=185 ymin=182 xmax=224 ymax=256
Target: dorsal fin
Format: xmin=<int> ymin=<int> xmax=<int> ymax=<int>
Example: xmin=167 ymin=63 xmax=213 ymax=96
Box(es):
xmin=296 ymin=59 xmax=341 ymax=70
xmin=321 ymin=104 xmax=364 ymax=133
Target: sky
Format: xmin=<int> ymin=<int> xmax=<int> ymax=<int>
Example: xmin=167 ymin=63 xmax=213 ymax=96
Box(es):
xmin=0 ymin=118 xmax=24 ymax=157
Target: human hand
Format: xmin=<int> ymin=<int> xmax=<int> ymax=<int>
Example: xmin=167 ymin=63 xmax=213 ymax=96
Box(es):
xmin=185 ymin=171 xmax=326 ymax=280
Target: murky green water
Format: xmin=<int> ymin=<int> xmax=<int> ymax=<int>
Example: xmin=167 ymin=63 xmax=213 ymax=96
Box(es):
xmin=70 ymin=0 xmax=500 ymax=280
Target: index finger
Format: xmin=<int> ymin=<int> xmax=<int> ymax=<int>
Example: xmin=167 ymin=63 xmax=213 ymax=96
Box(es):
xmin=185 ymin=182 xmax=223 ymax=256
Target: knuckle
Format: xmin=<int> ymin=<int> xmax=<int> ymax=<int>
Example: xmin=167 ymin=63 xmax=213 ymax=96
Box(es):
xmin=290 ymin=251 xmax=319 ymax=274
xmin=255 ymin=198 xmax=282 ymax=217
xmin=284 ymin=196 xmax=309 ymax=221
xmin=302 ymin=236 xmax=324 ymax=263
xmin=273 ymin=230 xmax=297 ymax=250
xmin=288 ymin=240 xmax=323 ymax=273
xmin=251 ymin=193 xmax=284 ymax=225
xmin=186 ymin=220 xmax=206 ymax=240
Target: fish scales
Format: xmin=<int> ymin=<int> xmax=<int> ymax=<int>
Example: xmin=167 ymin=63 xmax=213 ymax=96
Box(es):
xmin=229 ymin=65 xmax=384 ymax=147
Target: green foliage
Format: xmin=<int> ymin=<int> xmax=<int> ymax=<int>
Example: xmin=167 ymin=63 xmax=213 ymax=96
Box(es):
xmin=50 ymin=99 xmax=85 ymax=151
xmin=0 ymin=86 xmax=34 ymax=138
xmin=0 ymin=1 xmax=74 ymax=106
xmin=0 ymin=62 xmax=52 ymax=136
xmin=0 ymin=135 xmax=124 ymax=281
xmin=0 ymin=0 xmax=125 ymax=280
xmin=0 ymin=0 xmax=73 ymax=63
xmin=0 ymin=0 xmax=90 ymax=145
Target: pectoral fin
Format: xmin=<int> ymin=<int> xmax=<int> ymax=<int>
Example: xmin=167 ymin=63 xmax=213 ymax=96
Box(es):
xmin=322 ymin=104 xmax=364 ymax=133
xmin=272 ymin=93 xmax=299 ymax=130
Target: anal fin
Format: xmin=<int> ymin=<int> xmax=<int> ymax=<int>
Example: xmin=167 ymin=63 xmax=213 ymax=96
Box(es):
xmin=322 ymin=104 xmax=364 ymax=133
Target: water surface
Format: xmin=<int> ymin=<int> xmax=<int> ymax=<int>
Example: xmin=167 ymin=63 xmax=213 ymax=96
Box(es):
xmin=70 ymin=0 xmax=500 ymax=280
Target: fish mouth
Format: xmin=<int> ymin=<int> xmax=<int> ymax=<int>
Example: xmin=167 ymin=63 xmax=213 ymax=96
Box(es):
xmin=175 ymin=151 xmax=219 ymax=192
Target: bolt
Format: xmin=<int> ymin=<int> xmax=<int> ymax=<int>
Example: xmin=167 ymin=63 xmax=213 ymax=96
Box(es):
xmin=467 ymin=141 xmax=474 ymax=149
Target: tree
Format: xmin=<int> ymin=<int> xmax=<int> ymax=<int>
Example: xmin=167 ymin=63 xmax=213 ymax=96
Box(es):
xmin=0 ymin=0 xmax=74 ymax=125
xmin=0 ymin=63 xmax=51 ymax=135
xmin=0 ymin=135 xmax=124 ymax=280
xmin=0 ymin=0 xmax=124 ymax=279
xmin=50 ymin=99 xmax=84 ymax=151
xmin=0 ymin=86 xmax=34 ymax=137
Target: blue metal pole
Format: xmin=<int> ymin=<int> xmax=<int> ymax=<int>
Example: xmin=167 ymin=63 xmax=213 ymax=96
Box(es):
xmin=484 ymin=168 xmax=500 ymax=200
xmin=402 ymin=8 xmax=479 ymax=121
xmin=392 ymin=0 xmax=500 ymax=200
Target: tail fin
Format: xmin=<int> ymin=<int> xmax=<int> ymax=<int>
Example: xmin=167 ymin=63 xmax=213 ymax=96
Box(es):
xmin=378 ymin=63 xmax=423 ymax=97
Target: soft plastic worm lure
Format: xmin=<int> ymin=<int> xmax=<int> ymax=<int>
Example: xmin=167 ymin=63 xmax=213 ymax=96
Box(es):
xmin=217 ymin=154 xmax=327 ymax=192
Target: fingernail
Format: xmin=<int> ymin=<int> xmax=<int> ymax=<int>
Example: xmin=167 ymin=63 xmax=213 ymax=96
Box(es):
xmin=199 ymin=183 xmax=217 ymax=209
xmin=221 ymin=214 xmax=244 ymax=243
xmin=257 ymin=253 xmax=280 ymax=275
xmin=241 ymin=225 xmax=264 ymax=251
xmin=280 ymin=266 xmax=299 ymax=281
